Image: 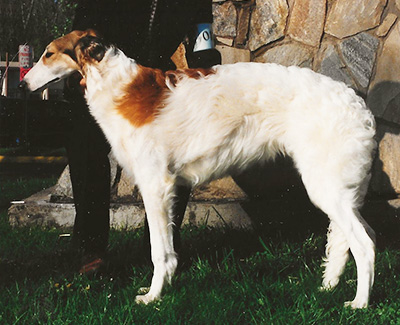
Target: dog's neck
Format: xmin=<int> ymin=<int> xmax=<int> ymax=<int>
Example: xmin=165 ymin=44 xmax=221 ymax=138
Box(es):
xmin=83 ymin=47 xmax=139 ymax=103
xmin=81 ymin=46 xmax=170 ymax=130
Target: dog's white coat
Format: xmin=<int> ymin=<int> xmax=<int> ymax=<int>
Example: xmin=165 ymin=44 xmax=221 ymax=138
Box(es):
xmin=23 ymin=32 xmax=376 ymax=308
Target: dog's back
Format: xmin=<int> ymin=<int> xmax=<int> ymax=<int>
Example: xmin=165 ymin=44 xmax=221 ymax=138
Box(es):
xmin=149 ymin=63 xmax=375 ymax=191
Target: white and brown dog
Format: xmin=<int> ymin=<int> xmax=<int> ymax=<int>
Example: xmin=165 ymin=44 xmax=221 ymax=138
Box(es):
xmin=21 ymin=30 xmax=376 ymax=308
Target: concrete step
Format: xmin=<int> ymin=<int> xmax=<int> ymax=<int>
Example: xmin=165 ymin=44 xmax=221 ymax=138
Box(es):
xmin=8 ymin=184 xmax=400 ymax=237
xmin=8 ymin=185 xmax=252 ymax=229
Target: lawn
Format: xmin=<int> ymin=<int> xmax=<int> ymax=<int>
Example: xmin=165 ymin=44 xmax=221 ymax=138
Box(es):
xmin=0 ymin=163 xmax=400 ymax=323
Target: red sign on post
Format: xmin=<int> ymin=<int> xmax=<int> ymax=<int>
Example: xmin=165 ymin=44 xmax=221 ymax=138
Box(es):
xmin=20 ymin=67 xmax=30 ymax=81
xmin=19 ymin=45 xmax=33 ymax=81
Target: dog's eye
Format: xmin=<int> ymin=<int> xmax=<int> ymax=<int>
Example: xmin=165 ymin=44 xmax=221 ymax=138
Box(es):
xmin=45 ymin=52 xmax=54 ymax=58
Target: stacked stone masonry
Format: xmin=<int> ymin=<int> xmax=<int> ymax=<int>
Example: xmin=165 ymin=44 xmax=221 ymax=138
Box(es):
xmin=212 ymin=0 xmax=400 ymax=196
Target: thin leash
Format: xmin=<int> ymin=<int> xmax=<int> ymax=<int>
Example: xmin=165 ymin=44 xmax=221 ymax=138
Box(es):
xmin=146 ymin=0 xmax=160 ymax=66
xmin=148 ymin=0 xmax=159 ymax=44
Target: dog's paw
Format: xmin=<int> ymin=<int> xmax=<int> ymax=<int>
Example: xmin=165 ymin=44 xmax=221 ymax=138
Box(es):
xmin=137 ymin=287 xmax=150 ymax=295
xmin=319 ymin=278 xmax=339 ymax=292
xmin=344 ymin=299 xmax=368 ymax=309
xmin=135 ymin=293 xmax=160 ymax=305
xmin=319 ymin=285 xmax=330 ymax=292
xmin=319 ymin=284 xmax=336 ymax=292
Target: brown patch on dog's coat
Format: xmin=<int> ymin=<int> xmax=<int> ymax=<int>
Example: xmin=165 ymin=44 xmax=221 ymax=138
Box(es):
xmin=115 ymin=66 xmax=215 ymax=127
xmin=115 ymin=66 xmax=168 ymax=127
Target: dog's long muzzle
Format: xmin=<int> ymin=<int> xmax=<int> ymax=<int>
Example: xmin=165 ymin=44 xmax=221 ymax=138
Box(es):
xmin=19 ymin=76 xmax=61 ymax=93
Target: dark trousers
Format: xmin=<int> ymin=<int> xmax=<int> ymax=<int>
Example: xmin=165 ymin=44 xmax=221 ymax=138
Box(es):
xmin=66 ymin=97 xmax=111 ymax=255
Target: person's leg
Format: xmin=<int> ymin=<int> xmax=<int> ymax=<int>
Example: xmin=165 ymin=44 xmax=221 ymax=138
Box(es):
xmin=171 ymin=185 xmax=191 ymax=253
xmin=65 ymin=95 xmax=111 ymax=267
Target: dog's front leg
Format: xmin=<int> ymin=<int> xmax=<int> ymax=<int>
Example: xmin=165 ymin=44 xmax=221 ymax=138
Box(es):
xmin=135 ymin=175 xmax=178 ymax=304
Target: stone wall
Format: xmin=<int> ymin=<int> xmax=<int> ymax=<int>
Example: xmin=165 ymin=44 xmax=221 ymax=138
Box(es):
xmin=212 ymin=0 xmax=400 ymax=196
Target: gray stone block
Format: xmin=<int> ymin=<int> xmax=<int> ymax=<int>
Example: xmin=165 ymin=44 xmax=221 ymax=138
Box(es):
xmin=339 ymin=32 xmax=379 ymax=89
xmin=317 ymin=43 xmax=356 ymax=88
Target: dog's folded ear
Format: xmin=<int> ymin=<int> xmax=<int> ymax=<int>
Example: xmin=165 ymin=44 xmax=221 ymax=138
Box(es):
xmin=79 ymin=36 xmax=106 ymax=62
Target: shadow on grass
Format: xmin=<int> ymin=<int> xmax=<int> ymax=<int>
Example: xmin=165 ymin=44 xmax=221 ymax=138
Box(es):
xmin=0 ymin=218 xmax=324 ymax=288
xmin=0 ymin=223 xmax=148 ymax=288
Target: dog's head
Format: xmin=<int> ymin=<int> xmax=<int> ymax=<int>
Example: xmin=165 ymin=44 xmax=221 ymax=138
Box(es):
xmin=21 ymin=29 xmax=107 ymax=92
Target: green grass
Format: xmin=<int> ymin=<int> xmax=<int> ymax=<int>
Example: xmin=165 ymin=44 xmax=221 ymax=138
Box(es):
xmin=0 ymin=177 xmax=58 ymax=208
xmin=1 ymin=172 xmax=400 ymax=323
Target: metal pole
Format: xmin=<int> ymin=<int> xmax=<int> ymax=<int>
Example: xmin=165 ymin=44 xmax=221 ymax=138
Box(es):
xmin=23 ymin=85 xmax=29 ymax=147
xmin=4 ymin=52 xmax=8 ymax=97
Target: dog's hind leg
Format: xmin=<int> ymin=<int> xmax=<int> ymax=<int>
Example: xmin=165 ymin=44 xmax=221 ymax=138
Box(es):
xmin=329 ymin=203 xmax=375 ymax=308
xmin=134 ymin=174 xmax=178 ymax=304
xmin=303 ymin=178 xmax=375 ymax=308
xmin=320 ymin=220 xmax=350 ymax=291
